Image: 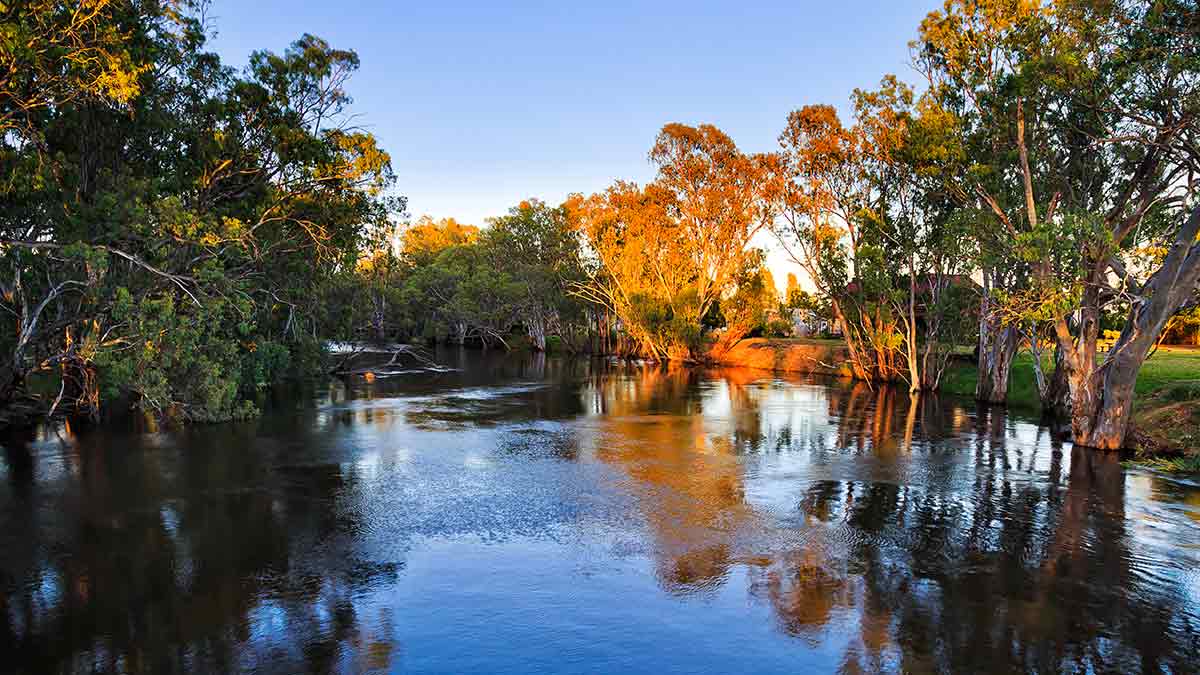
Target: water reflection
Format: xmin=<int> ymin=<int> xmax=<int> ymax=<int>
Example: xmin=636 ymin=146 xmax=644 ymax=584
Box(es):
xmin=1 ymin=350 xmax=1198 ymax=673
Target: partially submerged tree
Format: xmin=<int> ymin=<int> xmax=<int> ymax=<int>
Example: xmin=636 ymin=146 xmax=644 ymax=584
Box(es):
xmin=773 ymin=104 xmax=880 ymax=380
xmin=916 ymin=0 xmax=1200 ymax=448
xmin=912 ymin=0 xmax=1059 ymax=404
xmin=773 ymin=94 xmax=922 ymax=385
xmin=483 ymin=200 xmax=585 ymax=351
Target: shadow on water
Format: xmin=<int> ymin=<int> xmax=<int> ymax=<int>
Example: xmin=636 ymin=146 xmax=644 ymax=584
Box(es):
xmin=0 ymin=348 xmax=1197 ymax=673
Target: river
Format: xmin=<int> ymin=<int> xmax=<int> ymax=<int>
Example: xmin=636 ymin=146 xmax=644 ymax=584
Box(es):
xmin=2 ymin=350 xmax=1198 ymax=673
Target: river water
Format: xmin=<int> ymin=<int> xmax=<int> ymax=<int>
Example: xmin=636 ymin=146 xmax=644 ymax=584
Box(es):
xmin=2 ymin=351 xmax=1198 ymax=673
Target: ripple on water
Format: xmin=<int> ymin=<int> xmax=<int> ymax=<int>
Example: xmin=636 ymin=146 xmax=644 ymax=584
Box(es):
xmin=2 ymin=354 xmax=1199 ymax=673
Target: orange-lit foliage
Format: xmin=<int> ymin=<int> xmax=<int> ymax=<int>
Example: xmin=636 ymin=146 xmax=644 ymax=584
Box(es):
xmin=773 ymin=103 xmax=903 ymax=382
xmin=0 ymin=0 xmax=157 ymax=136
xmin=570 ymin=124 xmax=776 ymax=360
xmin=400 ymin=216 xmax=479 ymax=262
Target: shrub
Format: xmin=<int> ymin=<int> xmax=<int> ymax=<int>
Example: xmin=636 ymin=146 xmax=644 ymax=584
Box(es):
xmin=765 ymin=319 xmax=792 ymax=338
xmin=1163 ymin=381 xmax=1200 ymax=402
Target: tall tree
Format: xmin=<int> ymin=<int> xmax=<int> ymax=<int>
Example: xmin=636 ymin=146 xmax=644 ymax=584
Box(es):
xmin=773 ymin=99 xmax=909 ymax=383
xmin=483 ymin=199 xmax=585 ymax=351
xmin=0 ymin=3 xmax=399 ymax=421
xmin=1044 ymin=0 xmax=1200 ymax=448
xmin=572 ymin=123 xmax=774 ymax=360
xmin=916 ymin=0 xmax=1200 ymax=448
xmin=912 ymin=0 xmax=1058 ymax=404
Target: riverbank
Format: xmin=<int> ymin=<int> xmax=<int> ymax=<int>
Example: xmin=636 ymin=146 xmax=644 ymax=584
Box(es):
xmin=710 ymin=337 xmax=853 ymax=377
xmin=942 ymin=346 xmax=1200 ymax=463
xmin=718 ymin=338 xmax=1199 ymax=464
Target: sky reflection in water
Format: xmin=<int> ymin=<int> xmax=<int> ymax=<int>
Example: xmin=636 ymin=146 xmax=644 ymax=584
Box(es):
xmin=1 ymin=351 xmax=1198 ymax=673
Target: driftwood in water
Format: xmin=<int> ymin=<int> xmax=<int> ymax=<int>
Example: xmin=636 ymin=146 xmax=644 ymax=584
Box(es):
xmin=329 ymin=343 xmax=445 ymax=379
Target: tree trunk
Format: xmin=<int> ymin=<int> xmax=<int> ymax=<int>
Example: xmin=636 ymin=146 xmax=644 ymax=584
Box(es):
xmin=1064 ymin=204 xmax=1200 ymax=450
xmin=1067 ymin=325 xmax=1144 ymax=451
xmin=1027 ymin=333 xmax=1070 ymax=418
xmin=831 ymin=300 xmax=872 ymax=381
xmin=974 ymin=268 xmax=1018 ymax=404
xmin=527 ymin=315 xmax=547 ymax=352
xmin=1070 ymin=366 xmax=1136 ymax=450
xmin=0 ymin=366 xmax=24 ymax=408
xmin=370 ymin=291 xmax=387 ymax=341
xmin=976 ymin=323 xmax=1019 ymax=404
xmin=1069 ymin=309 xmax=1175 ymax=450
xmin=1048 ymin=343 xmax=1071 ymax=419
xmin=904 ymin=265 xmax=920 ymax=393
xmin=598 ymin=310 xmax=610 ymax=355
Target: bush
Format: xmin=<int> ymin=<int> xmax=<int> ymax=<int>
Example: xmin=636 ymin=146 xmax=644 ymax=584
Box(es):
xmin=765 ymin=319 xmax=792 ymax=338
xmin=1164 ymin=381 xmax=1200 ymax=402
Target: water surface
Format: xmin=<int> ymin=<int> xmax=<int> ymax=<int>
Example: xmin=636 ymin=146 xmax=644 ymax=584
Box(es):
xmin=2 ymin=351 xmax=1198 ymax=673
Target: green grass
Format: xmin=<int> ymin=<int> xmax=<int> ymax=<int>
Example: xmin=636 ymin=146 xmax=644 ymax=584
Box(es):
xmin=942 ymin=346 xmax=1200 ymax=470
xmin=942 ymin=346 xmax=1200 ymax=413
xmin=1125 ymin=455 xmax=1200 ymax=473
xmin=941 ymin=354 xmax=1044 ymax=411
xmin=1130 ymin=347 xmax=1200 ymax=398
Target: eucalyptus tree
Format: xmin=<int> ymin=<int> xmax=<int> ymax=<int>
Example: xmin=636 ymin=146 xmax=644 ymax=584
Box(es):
xmin=1039 ymin=0 xmax=1200 ymax=449
xmin=859 ymin=84 xmax=979 ymax=392
xmin=772 ymin=76 xmax=978 ymax=391
xmin=483 ymin=200 xmax=586 ymax=351
xmin=772 ymin=102 xmax=894 ymax=382
xmin=915 ymin=0 xmax=1200 ymax=448
xmin=572 ymin=124 xmax=775 ymax=360
xmin=911 ymin=0 xmax=1063 ymax=404
xmin=0 ymin=1 xmax=398 ymax=421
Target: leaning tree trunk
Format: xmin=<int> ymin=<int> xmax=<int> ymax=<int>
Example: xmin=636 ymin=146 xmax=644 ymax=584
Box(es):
xmin=1070 ymin=307 xmax=1187 ymax=450
xmin=1066 ymin=203 xmax=1200 ymax=450
xmin=830 ymin=300 xmax=872 ymax=382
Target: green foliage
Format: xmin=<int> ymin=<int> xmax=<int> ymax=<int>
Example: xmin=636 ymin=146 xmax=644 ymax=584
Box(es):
xmin=482 ymin=200 xmax=587 ymax=349
xmin=336 ymin=199 xmax=592 ymax=351
xmin=95 ymin=293 xmax=257 ymax=421
xmin=1163 ymin=382 xmax=1200 ymax=403
xmin=764 ymin=320 xmax=792 ymax=338
xmin=2 ymin=0 xmax=1195 ymax=449
xmin=0 ymin=4 xmax=397 ymax=422
xmin=627 ymin=290 xmax=703 ymax=355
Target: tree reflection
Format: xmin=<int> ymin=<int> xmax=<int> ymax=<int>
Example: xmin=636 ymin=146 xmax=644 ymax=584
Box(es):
xmin=583 ymin=365 xmax=746 ymax=594
xmin=1 ymin=361 xmax=1198 ymax=673
xmin=0 ymin=424 xmax=401 ymax=674
xmin=586 ymin=368 xmax=1200 ymax=672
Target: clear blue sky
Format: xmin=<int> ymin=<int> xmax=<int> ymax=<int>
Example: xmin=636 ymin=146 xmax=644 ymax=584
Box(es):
xmin=208 ymin=0 xmax=940 ymax=286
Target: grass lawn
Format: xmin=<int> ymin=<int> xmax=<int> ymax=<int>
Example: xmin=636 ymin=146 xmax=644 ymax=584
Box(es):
xmin=943 ymin=346 xmax=1200 ymax=409
xmin=942 ymin=346 xmax=1200 ymax=461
